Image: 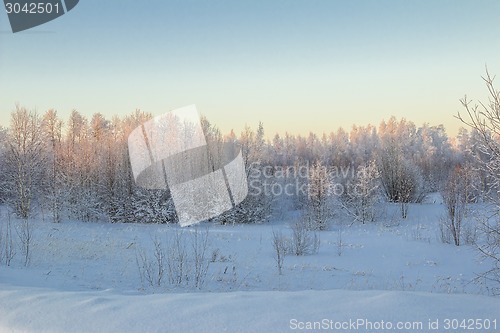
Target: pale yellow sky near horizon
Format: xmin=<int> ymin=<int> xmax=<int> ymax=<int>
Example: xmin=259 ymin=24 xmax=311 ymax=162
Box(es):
xmin=1 ymin=1 xmax=498 ymax=140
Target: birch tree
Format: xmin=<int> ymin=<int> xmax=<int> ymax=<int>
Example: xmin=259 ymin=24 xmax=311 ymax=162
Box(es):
xmin=4 ymin=106 xmax=46 ymax=218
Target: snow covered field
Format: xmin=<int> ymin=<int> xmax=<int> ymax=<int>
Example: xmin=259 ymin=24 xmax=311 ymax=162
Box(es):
xmin=0 ymin=200 xmax=498 ymax=332
xmin=1 ymin=285 xmax=498 ymax=333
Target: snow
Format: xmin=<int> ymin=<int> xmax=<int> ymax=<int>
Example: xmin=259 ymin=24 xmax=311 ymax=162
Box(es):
xmin=0 ymin=200 xmax=498 ymax=332
xmin=0 ymin=283 xmax=498 ymax=333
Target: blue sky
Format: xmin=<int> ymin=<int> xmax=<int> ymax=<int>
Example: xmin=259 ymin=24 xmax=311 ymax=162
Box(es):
xmin=1 ymin=0 xmax=499 ymax=137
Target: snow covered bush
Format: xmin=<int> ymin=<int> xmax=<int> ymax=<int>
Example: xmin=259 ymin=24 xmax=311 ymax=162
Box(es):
xmin=376 ymin=117 xmax=427 ymax=218
xmin=290 ymin=217 xmax=320 ymax=256
xmin=131 ymin=188 xmax=176 ymax=224
xmin=378 ymin=143 xmax=423 ymax=218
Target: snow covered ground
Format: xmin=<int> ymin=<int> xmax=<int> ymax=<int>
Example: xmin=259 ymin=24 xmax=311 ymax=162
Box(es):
xmin=1 ymin=283 xmax=498 ymax=333
xmin=0 ymin=199 xmax=498 ymax=332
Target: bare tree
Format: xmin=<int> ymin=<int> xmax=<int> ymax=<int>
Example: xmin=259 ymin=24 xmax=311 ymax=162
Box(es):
xmin=272 ymin=229 xmax=287 ymax=275
xmin=191 ymin=226 xmax=211 ymax=289
xmin=1 ymin=213 xmax=16 ymax=266
xmin=136 ymin=236 xmax=166 ymax=287
xmin=440 ymin=165 xmax=475 ymax=246
xmin=167 ymin=230 xmax=189 ymax=285
xmin=16 ymin=218 xmax=33 ymax=266
xmin=457 ymin=68 xmax=499 ymax=294
xmin=336 ymin=228 xmax=344 ymax=256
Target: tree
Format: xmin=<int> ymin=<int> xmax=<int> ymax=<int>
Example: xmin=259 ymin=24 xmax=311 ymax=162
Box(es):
xmin=349 ymin=125 xmax=379 ymax=166
xmin=377 ymin=117 xmax=426 ymax=218
xmin=42 ymin=109 xmax=64 ymax=223
xmin=272 ymin=229 xmax=286 ymax=275
xmin=414 ymin=124 xmax=454 ymax=192
xmin=119 ymin=109 xmax=160 ymax=223
xmin=341 ymin=160 xmax=380 ymax=223
xmin=457 ymin=69 xmax=499 ymax=293
xmin=3 ymin=106 xmax=46 ymax=218
xmin=440 ymin=165 xmax=475 ymax=246
xmin=64 ymin=110 xmax=94 ymax=220
xmin=219 ymin=122 xmax=271 ymax=225
xmin=307 ymin=160 xmax=330 ymax=230
xmin=0 ymin=126 xmax=9 ymax=203
xmin=377 ymin=139 xmax=422 ymax=218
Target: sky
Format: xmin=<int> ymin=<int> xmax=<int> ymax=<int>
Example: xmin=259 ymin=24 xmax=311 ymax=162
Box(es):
xmin=1 ymin=0 xmax=499 ymax=138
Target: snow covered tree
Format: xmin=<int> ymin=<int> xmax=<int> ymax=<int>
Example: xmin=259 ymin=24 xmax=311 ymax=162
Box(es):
xmin=440 ymin=165 xmax=476 ymax=246
xmin=3 ymin=106 xmax=46 ymax=218
xmin=218 ymin=122 xmax=271 ymax=225
xmin=457 ymin=69 xmax=499 ymax=293
xmin=118 ymin=110 xmax=156 ymax=223
xmin=342 ymin=160 xmax=380 ymax=223
xmin=0 ymin=126 xmax=9 ymax=203
xmin=63 ymin=110 xmax=101 ymax=221
xmin=414 ymin=124 xmax=454 ymax=192
xmin=377 ymin=130 xmax=423 ymax=218
xmin=307 ymin=160 xmax=330 ymax=230
xmin=42 ymin=109 xmax=64 ymax=222
xmin=349 ymin=125 xmax=379 ymax=167
xmin=326 ymin=127 xmax=351 ymax=169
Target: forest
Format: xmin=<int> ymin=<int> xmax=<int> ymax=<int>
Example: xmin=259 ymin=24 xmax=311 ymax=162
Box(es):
xmin=0 ymin=73 xmax=498 ymax=290
xmin=0 ymin=102 xmax=495 ymax=225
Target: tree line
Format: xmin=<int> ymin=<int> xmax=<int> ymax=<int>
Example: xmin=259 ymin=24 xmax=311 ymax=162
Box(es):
xmin=0 ymin=103 xmax=495 ymax=226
